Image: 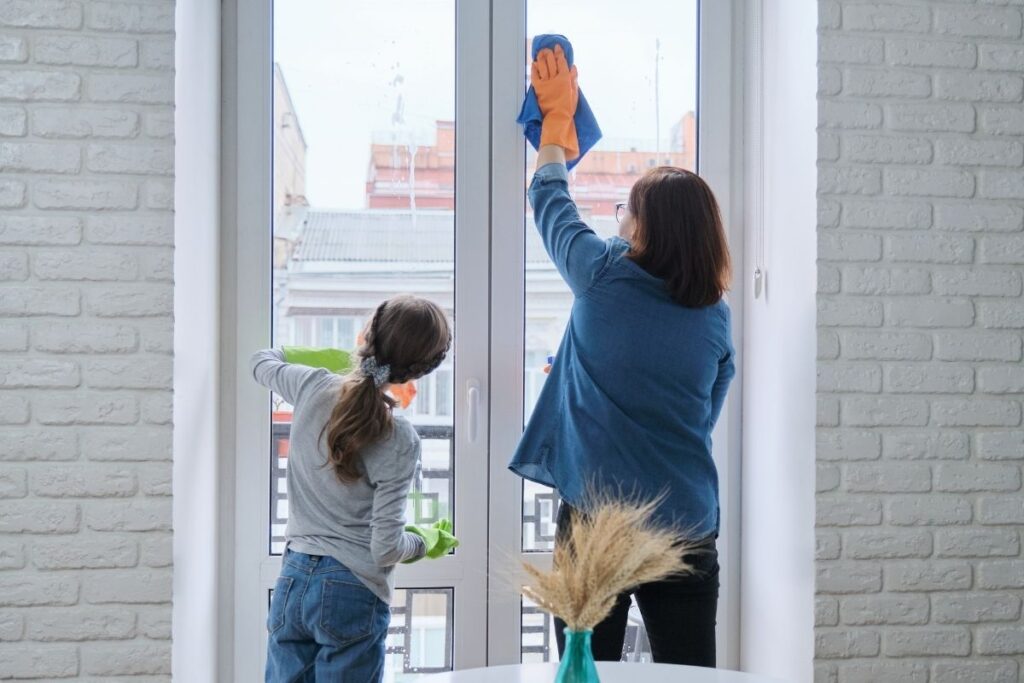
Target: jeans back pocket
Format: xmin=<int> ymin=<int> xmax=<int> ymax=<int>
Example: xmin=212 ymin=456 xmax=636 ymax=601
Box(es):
xmin=268 ymin=576 xmax=294 ymax=635
xmin=319 ymin=577 xmax=382 ymax=645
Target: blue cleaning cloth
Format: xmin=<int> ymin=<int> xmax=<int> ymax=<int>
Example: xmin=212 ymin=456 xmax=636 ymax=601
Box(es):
xmin=516 ymin=34 xmax=602 ymax=171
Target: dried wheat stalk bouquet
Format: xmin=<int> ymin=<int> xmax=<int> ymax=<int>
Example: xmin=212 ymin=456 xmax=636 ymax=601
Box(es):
xmin=521 ymin=495 xmax=698 ymax=631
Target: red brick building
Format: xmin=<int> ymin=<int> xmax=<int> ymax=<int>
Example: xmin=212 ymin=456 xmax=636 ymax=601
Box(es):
xmin=365 ymin=114 xmax=696 ymax=217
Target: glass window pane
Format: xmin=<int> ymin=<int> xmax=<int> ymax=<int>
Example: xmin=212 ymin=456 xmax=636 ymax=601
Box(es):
xmin=405 ymin=429 xmax=453 ymax=525
xmin=271 ymin=0 xmax=456 ymax=556
xmin=270 ymin=421 xmax=290 ymax=554
xmin=521 ymin=596 xmax=555 ymax=664
xmin=387 ymin=588 xmax=454 ymax=679
xmin=270 ymin=587 xmax=454 ymax=681
xmin=521 ymin=596 xmax=650 ymax=663
xmin=338 ymin=316 xmax=358 ymax=350
xmin=435 ymin=367 xmax=453 ymax=418
xmin=318 ymin=317 xmax=335 ymax=347
xmin=522 ymin=0 xmax=699 ymax=552
xmin=291 ymin=317 xmax=312 ymax=346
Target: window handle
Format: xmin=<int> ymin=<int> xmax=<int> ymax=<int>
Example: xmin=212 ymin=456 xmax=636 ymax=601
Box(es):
xmin=466 ymin=379 xmax=481 ymax=444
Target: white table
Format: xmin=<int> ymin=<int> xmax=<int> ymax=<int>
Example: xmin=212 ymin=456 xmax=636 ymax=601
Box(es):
xmin=414 ymin=663 xmax=787 ymax=682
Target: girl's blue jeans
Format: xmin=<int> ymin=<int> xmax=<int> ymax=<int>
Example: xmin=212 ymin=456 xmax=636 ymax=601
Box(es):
xmin=266 ymin=549 xmax=390 ymax=683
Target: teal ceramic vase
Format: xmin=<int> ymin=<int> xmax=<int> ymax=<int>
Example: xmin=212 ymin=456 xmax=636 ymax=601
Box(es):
xmin=555 ymin=629 xmax=600 ymax=683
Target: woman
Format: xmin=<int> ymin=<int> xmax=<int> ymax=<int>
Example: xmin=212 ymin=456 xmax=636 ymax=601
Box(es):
xmin=509 ymin=47 xmax=735 ymax=667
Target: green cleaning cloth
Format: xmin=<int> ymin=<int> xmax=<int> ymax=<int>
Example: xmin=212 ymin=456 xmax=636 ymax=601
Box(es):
xmin=403 ymin=518 xmax=459 ymax=562
xmin=282 ymin=346 xmax=352 ymax=374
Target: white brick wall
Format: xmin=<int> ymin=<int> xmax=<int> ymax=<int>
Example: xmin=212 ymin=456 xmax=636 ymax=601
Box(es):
xmin=818 ymin=2 xmax=1023 ymax=681
xmin=0 ymin=0 xmax=173 ymax=678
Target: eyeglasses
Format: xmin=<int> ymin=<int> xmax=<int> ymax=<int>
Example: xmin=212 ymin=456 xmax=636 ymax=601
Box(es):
xmin=615 ymin=202 xmax=629 ymax=224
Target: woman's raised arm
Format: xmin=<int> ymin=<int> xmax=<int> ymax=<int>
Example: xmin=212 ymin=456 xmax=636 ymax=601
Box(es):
xmin=528 ymin=158 xmax=609 ymax=297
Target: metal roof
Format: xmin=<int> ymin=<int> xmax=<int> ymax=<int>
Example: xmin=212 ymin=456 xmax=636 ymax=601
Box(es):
xmin=291 ymin=210 xmax=618 ymax=267
xmin=293 ymin=210 xmax=457 ymax=264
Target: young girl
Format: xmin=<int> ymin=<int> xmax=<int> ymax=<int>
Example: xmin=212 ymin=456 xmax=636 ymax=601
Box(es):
xmin=252 ymin=294 xmax=452 ymax=682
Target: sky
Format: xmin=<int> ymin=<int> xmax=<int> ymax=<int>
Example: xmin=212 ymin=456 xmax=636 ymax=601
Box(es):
xmin=274 ymin=0 xmax=698 ymax=208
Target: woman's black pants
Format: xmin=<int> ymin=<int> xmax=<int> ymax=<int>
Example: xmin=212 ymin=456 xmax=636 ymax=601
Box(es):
xmin=553 ymin=502 xmax=720 ymax=667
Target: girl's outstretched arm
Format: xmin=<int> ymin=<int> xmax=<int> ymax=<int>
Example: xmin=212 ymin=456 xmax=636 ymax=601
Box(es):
xmin=250 ymin=348 xmax=332 ymax=406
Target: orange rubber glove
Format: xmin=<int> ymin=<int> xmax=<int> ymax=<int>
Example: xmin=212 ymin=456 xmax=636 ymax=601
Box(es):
xmin=389 ymin=381 xmax=417 ymax=410
xmin=531 ymin=45 xmax=579 ymax=160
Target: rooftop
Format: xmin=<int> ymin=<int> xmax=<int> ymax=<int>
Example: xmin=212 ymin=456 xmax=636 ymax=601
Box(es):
xmin=289 ymin=209 xmax=618 ymax=270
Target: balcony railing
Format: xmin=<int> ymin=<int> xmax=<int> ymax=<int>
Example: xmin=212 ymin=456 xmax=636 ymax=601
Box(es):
xmin=271 ymin=420 xmax=455 ymax=554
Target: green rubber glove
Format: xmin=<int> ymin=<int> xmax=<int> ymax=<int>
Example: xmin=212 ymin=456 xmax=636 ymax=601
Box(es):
xmin=404 ymin=518 xmax=459 ymax=562
xmin=282 ymin=346 xmax=353 ymax=374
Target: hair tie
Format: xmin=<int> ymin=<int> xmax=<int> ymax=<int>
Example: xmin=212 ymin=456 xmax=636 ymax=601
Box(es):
xmin=360 ymin=356 xmax=391 ymax=388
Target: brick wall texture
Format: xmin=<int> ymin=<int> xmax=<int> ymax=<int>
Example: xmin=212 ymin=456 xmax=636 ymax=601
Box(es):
xmin=2 ymin=0 xmax=1023 ymax=679
xmin=817 ymin=2 xmax=1024 ymax=682
xmin=0 ymin=1 xmax=174 ymax=679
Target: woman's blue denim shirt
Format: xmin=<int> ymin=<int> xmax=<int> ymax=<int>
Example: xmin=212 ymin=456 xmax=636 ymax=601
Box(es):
xmin=509 ymin=163 xmax=736 ymax=538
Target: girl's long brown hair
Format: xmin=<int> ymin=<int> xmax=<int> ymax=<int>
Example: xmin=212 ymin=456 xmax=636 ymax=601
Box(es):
xmin=627 ymin=167 xmax=732 ymax=308
xmin=322 ymin=295 xmax=451 ymax=482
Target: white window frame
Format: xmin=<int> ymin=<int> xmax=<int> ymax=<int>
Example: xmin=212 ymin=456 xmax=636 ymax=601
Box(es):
xmin=487 ymin=0 xmax=743 ymax=668
xmin=221 ymin=0 xmax=744 ymax=678
xmin=227 ymin=1 xmax=490 ymax=680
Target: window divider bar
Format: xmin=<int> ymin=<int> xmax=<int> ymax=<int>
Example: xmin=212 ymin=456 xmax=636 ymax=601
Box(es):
xmin=452 ymin=0 xmax=495 ymax=671
xmin=486 ymin=0 xmax=529 ymax=667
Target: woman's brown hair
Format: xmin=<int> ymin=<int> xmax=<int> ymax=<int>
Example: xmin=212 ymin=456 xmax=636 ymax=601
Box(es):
xmin=627 ymin=167 xmax=732 ymax=308
xmin=322 ymin=295 xmax=451 ymax=482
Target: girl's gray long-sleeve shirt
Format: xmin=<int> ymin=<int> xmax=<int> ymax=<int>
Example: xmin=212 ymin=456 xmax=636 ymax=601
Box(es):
xmin=251 ymin=349 xmax=425 ymax=602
